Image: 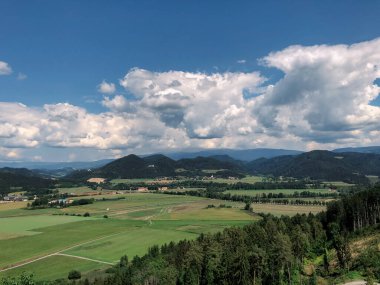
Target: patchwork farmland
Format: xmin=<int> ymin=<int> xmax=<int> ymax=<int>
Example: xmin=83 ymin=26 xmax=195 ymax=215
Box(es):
xmin=0 ymin=193 xmax=265 ymax=281
xmin=0 ymin=191 xmax=327 ymax=281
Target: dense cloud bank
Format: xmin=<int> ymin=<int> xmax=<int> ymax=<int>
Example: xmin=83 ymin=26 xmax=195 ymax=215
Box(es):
xmin=1 ymin=38 xmax=379 ymax=160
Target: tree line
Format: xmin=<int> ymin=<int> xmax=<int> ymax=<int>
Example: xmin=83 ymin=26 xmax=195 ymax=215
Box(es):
xmin=106 ymin=180 xmax=317 ymax=191
xmin=160 ymin=189 xmax=333 ymax=206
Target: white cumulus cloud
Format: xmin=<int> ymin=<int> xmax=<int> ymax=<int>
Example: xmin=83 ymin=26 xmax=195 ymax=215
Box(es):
xmin=119 ymin=68 xmax=264 ymax=135
xmin=1 ymin=38 xmax=380 ymax=160
xmin=254 ymin=37 xmax=380 ymax=143
xmin=0 ymin=61 xmax=12 ymax=75
xmin=98 ymin=80 xmax=116 ymax=94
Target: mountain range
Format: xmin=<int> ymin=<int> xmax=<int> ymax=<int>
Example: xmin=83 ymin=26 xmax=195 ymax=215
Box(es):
xmin=1 ymin=149 xmax=380 ymax=194
xmin=2 ymin=146 xmax=380 ymax=171
xmin=65 ymin=150 xmax=380 ymax=184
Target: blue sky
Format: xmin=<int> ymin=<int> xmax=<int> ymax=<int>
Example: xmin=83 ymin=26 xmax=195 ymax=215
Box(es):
xmin=0 ymin=1 xmax=379 ymax=161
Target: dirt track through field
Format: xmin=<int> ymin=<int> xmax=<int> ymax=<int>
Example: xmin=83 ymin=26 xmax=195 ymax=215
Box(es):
xmin=55 ymin=253 xmax=114 ymax=265
xmin=0 ymin=231 xmax=123 ymax=272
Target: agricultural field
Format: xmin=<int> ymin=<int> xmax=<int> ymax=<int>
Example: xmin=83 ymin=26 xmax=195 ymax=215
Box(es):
xmin=0 ymin=201 xmax=28 ymax=211
xmin=0 ymin=255 xmax=108 ymax=282
xmin=61 ymin=193 xmax=203 ymax=218
xmin=0 ymin=215 xmax=90 ymax=240
xmin=250 ymin=203 xmax=326 ymax=216
xmin=283 ymin=197 xmax=335 ymax=202
xmin=110 ymin=178 xmax=179 ymax=184
xmin=0 ymin=201 xmax=61 ymax=218
xmin=0 ymin=193 xmax=257 ymax=281
xmin=223 ymin=188 xmax=333 ymax=196
xmin=322 ymin=181 xmax=355 ymax=187
xmin=210 ymin=175 xmax=263 ymax=184
xmin=57 ymin=186 xmax=96 ymax=195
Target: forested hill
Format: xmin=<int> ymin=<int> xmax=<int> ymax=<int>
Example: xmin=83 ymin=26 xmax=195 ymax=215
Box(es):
xmin=247 ymin=150 xmax=380 ymax=183
xmin=93 ymin=154 xmax=178 ymax=179
xmin=0 ymin=168 xmax=55 ymax=195
xmin=68 ymin=154 xmax=245 ymax=179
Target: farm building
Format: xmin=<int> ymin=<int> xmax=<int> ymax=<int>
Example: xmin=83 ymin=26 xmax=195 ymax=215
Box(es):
xmin=137 ymin=187 xmax=149 ymax=192
xmin=87 ymin=177 xmax=106 ymax=184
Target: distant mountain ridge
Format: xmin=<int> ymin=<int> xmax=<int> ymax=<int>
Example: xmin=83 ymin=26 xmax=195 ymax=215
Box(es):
xmin=67 ymin=150 xmax=380 ymax=184
xmin=333 ymin=146 xmax=380 ymax=154
xmin=0 ymin=159 xmax=114 ymax=170
xmin=161 ymin=148 xmax=303 ymax=161
xmin=2 ymin=146 xmax=380 ymax=171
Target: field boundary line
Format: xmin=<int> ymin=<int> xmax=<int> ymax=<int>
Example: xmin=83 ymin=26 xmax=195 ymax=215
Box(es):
xmin=0 ymin=253 xmax=56 ymax=273
xmin=0 ymin=231 xmax=126 ymax=272
xmin=55 ymin=253 xmax=114 ymax=265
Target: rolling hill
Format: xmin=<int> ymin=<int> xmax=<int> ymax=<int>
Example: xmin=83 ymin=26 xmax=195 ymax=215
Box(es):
xmin=247 ymin=150 xmax=380 ymax=183
xmin=68 ymin=154 xmax=245 ymax=180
